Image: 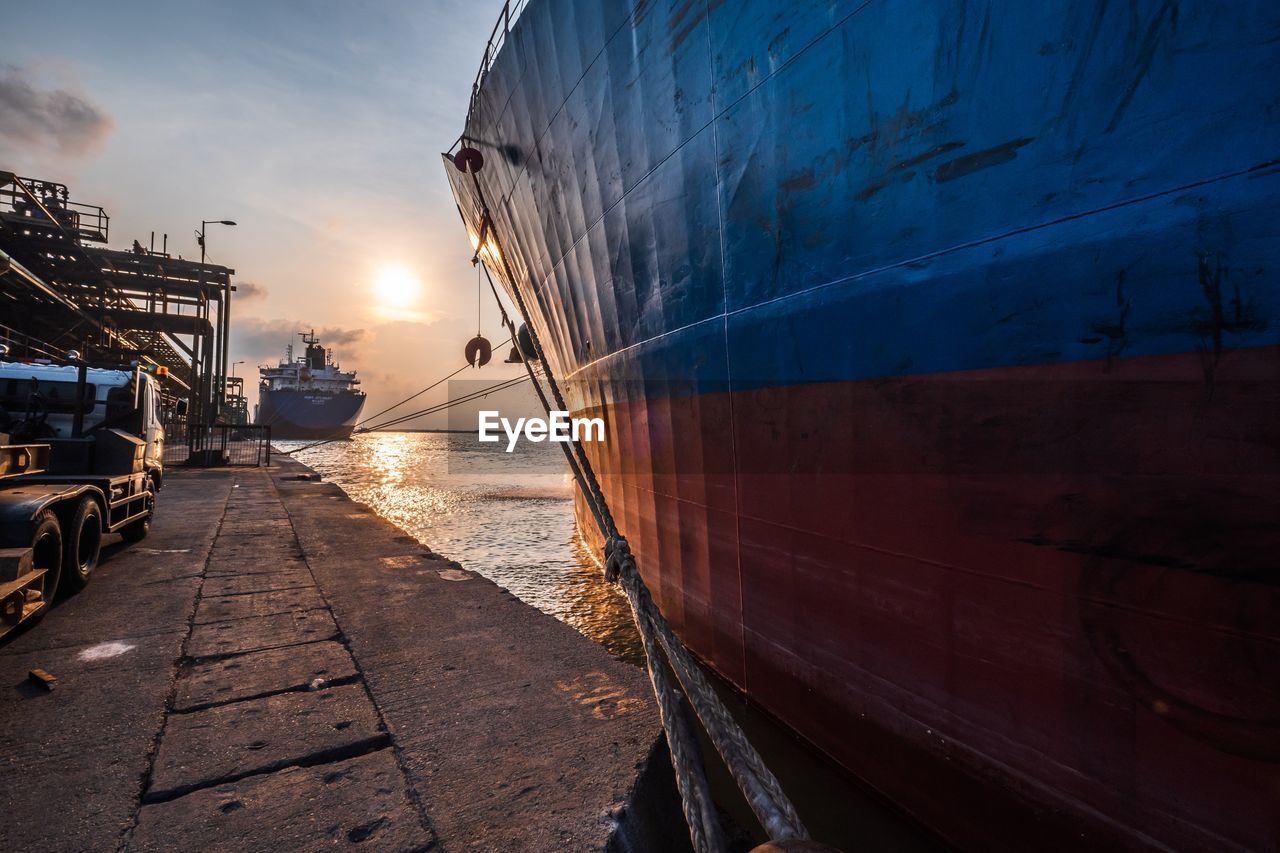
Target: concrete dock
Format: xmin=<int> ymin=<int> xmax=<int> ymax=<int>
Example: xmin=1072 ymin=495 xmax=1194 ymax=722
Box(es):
xmin=0 ymin=459 xmax=685 ymax=851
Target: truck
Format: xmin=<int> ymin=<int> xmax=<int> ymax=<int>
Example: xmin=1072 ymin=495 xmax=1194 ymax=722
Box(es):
xmin=0 ymin=360 xmax=164 ymax=638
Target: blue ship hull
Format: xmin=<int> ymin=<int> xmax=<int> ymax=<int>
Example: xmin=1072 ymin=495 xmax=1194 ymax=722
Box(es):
xmin=446 ymin=3 xmax=1280 ymax=849
xmin=257 ymin=389 xmax=364 ymax=439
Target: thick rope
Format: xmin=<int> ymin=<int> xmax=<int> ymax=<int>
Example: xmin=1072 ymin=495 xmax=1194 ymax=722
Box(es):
xmin=625 ymin=563 xmax=727 ymax=853
xmin=465 ymin=167 xmax=809 ymax=847
xmin=478 ymin=262 xmax=724 ymax=853
xmin=609 ymin=538 xmax=808 ymax=841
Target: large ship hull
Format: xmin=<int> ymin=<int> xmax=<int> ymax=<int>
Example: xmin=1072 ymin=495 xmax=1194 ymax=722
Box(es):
xmin=446 ymin=3 xmax=1280 ymax=850
xmin=257 ymin=388 xmax=364 ymax=440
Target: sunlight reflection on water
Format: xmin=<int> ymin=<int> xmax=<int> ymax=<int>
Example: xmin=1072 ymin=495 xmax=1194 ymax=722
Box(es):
xmin=281 ymin=432 xmax=642 ymax=664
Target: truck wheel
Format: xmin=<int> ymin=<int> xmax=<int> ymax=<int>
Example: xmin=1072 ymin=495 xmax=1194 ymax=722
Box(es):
xmin=24 ymin=510 xmax=63 ymax=622
xmin=60 ymin=498 xmax=103 ymax=595
xmin=119 ymin=476 xmax=155 ymax=543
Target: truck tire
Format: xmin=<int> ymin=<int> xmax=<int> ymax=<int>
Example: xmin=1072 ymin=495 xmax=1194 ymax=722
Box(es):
xmin=119 ymin=476 xmax=155 ymax=543
xmin=25 ymin=510 xmax=63 ymax=622
xmin=60 ymin=497 xmax=103 ymax=595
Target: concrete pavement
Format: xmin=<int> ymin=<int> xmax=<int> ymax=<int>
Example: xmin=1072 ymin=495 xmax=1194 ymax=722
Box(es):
xmin=0 ymin=460 xmax=684 ymax=852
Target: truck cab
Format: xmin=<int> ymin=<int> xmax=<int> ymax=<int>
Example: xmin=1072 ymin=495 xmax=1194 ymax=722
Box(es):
xmin=0 ymin=361 xmax=165 ymax=482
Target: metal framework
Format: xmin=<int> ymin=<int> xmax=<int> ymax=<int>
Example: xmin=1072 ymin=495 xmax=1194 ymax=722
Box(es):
xmin=0 ymin=171 xmax=237 ymax=424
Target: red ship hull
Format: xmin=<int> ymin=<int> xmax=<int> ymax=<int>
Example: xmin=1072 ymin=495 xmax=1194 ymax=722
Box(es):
xmin=578 ymin=345 xmax=1280 ymax=851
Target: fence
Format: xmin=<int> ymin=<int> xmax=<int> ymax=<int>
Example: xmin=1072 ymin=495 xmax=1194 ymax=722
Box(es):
xmin=163 ymin=421 xmax=272 ymax=467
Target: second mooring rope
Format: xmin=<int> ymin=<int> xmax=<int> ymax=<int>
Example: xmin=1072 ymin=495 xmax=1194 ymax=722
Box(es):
xmin=465 ymin=162 xmax=810 ymax=849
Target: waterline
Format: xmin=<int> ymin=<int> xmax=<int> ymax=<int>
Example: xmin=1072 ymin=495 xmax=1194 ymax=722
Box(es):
xmin=280 ymin=432 xmax=641 ymax=664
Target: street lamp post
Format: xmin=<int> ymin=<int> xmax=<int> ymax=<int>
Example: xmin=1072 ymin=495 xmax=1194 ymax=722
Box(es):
xmin=228 ymin=361 xmax=248 ymax=426
xmin=197 ymin=219 xmax=236 ymax=423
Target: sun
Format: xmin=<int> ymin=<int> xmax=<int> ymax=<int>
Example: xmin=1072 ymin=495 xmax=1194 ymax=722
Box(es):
xmin=374 ymin=264 xmax=419 ymax=308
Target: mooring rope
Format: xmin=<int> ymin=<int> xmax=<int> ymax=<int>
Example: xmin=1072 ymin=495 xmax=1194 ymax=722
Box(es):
xmin=474 ymin=258 xmax=730 ymax=852
xmin=610 ymin=539 xmax=808 ymax=842
xmin=625 ymin=561 xmax=728 ymax=853
xmin=359 ymin=371 xmax=525 ymax=432
xmin=278 ymin=370 xmax=527 ymax=456
xmin=464 ymin=163 xmax=811 ymax=850
xmin=356 ymin=362 xmax=474 ymax=427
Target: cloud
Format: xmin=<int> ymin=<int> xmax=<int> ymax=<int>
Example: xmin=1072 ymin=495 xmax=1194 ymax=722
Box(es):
xmin=320 ymin=325 xmax=366 ymax=346
xmin=0 ymin=63 xmax=113 ymax=157
xmin=231 ymin=317 xmax=365 ymax=364
xmin=233 ymin=280 xmax=267 ymax=302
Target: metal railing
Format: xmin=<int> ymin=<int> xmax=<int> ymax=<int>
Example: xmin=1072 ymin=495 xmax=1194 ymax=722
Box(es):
xmin=163 ymin=421 xmax=272 ymax=467
xmin=0 ymin=322 xmax=71 ymax=362
xmin=464 ymin=0 xmax=531 ymax=131
xmin=0 ymin=174 xmax=109 ymax=244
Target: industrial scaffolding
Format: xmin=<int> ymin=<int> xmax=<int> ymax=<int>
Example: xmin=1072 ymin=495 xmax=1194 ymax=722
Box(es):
xmin=0 ymin=171 xmax=238 ymax=425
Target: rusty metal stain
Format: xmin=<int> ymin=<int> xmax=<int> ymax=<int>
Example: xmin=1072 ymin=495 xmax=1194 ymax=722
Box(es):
xmin=930 ymin=138 xmax=1035 ymax=183
xmin=668 ymin=0 xmax=724 ymax=53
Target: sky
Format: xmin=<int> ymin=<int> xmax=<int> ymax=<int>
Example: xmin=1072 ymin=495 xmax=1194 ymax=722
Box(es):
xmin=0 ymin=0 xmax=529 ymax=428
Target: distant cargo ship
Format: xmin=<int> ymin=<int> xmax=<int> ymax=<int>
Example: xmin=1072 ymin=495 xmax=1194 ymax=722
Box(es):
xmin=257 ymin=331 xmax=365 ymax=439
xmin=446 ymin=2 xmax=1280 ymax=851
